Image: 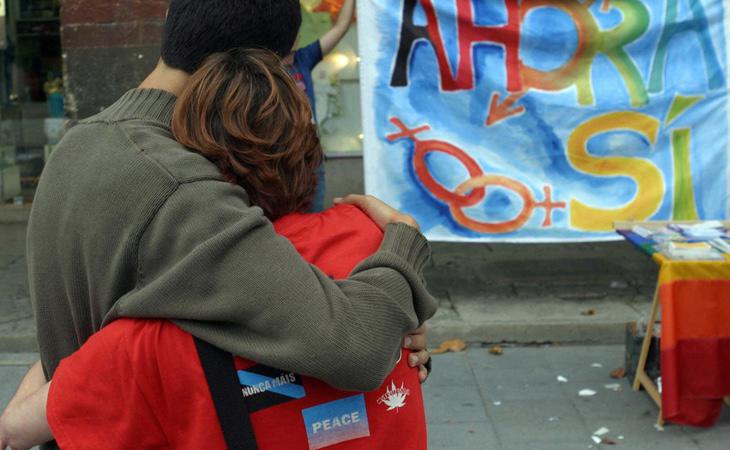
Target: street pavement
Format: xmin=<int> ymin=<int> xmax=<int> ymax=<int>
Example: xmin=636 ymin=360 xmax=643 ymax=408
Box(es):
xmin=423 ymin=346 xmax=729 ymax=450
xmin=2 ymin=347 xmax=728 ymax=450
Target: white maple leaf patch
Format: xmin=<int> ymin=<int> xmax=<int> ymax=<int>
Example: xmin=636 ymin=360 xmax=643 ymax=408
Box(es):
xmin=378 ymin=381 xmax=410 ymax=412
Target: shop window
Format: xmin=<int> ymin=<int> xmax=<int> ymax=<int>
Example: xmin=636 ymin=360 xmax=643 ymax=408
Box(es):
xmin=0 ymin=0 xmax=64 ymax=205
xmin=299 ymin=4 xmax=363 ymax=157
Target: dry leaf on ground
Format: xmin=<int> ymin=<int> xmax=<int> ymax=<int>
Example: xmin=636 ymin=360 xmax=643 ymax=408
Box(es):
xmin=431 ymin=339 xmax=467 ymax=355
xmin=601 ymin=438 xmax=617 ymax=445
xmin=610 ymin=367 xmax=626 ymax=379
xmin=488 ymin=345 xmax=504 ymax=356
xmin=581 ymin=309 xmax=596 ymax=316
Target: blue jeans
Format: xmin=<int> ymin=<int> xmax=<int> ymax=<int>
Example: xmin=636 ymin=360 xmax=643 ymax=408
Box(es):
xmin=310 ymin=163 xmax=326 ymax=212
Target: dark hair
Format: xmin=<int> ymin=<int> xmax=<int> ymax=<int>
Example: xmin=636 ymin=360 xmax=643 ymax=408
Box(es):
xmin=161 ymin=0 xmax=302 ymax=73
xmin=172 ymin=48 xmax=324 ymax=220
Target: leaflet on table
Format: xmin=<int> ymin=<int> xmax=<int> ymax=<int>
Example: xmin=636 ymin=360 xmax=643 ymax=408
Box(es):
xmin=631 ymin=226 xmax=683 ymax=243
xmin=668 ymin=222 xmax=727 ymax=240
xmin=676 ymin=220 xmax=725 ymax=229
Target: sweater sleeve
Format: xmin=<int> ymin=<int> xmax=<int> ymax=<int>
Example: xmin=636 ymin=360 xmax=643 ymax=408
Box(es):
xmin=114 ymin=179 xmax=438 ymax=391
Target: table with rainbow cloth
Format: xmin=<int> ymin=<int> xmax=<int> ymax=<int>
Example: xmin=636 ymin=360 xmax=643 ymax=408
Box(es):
xmin=616 ymin=221 xmax=730 ymax=428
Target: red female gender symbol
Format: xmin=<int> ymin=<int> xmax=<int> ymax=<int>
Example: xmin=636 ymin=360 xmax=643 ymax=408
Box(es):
xmin=386 ymin=118 xmax=486 ymax=207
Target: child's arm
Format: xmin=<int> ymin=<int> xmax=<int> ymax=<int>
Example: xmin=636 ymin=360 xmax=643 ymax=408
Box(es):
xmin=0 ymin=362 xmax=53 ymax=450
xmin=319 ymin=0 xmax=356 ymax=55
xmin=4 ymin=361 xmax=46 ymax=404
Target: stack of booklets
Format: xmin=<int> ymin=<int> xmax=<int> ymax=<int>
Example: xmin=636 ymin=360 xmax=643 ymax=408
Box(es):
xmin=658 ymin=241 xmax=725 ymax=261
xmin=629 ymin=222 xmax=730 ymax=260
xmin=632 ymin=225 xmax=682 ymax=243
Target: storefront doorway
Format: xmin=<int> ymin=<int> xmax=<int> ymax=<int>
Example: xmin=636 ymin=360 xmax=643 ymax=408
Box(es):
xmin=1 ymin=0 xmax=63 ymax=205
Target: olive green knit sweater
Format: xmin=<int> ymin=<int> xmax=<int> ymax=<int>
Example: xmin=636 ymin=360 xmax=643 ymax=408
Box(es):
xmin=27 ymin=89 xmax=437 ymax=392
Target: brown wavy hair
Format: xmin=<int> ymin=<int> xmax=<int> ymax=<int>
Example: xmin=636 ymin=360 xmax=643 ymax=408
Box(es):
xmin=172 ymin=48 xmax=323 ymax=220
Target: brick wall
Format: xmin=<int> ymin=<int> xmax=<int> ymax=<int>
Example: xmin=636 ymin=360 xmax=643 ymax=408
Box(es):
xmin=61 ymin=0 xmax=168 ymax=118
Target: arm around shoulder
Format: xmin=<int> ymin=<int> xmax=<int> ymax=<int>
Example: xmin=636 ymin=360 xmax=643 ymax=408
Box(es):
xmin=124 ymin=180 xmax=437 ymax=391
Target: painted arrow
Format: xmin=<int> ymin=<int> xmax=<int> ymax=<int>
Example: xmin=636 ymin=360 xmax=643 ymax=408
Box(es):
xmin=486 ymin=91 xmax=526 ymax=127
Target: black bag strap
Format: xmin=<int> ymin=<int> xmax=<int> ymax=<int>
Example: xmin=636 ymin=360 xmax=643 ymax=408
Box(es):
xmin=194 ymin=337 xmax=258 ymax=450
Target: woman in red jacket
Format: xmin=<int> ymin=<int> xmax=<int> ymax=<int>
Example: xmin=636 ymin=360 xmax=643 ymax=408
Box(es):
xmin=0 ymin=48 xmax=433 ymax=450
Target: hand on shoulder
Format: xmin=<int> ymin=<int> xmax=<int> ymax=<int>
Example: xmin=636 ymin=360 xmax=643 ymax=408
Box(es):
xmin=334 ymin=195 xmax=420 ymax=231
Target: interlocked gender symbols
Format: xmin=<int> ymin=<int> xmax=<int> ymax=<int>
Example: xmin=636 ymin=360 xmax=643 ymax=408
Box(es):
xmin=387 ymin=118 xmax=566 ymax=234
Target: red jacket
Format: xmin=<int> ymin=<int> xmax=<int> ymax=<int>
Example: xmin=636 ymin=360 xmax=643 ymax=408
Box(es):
xmin=47 ymin=205 xmax=427 ymax=450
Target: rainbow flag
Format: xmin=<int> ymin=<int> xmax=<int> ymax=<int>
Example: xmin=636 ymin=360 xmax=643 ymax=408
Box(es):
xmin=655 ymin=254 xmax=730 ymax=426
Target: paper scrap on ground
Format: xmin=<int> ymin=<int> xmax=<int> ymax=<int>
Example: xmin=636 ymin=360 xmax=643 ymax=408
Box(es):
xmin=593 ymin=427 xmax=609 ymax=436
xmin=604 ymin=383 xmax=622 ymax=391
xmin=557 ymin=375 xmax=568 ymax=383
xmin=579 ymin=389 xmax=597 ymax=397
xmin=591 ymin=363 xmax=603 ymax=368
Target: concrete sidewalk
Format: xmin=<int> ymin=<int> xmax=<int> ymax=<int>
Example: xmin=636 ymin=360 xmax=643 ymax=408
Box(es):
xmin=0 ymin=223 xmax=35 ymax=353
xmin=0 ymin=220 xmax=660 ymax=352
xmin=2 ymin=347 xmax=728 ymax=450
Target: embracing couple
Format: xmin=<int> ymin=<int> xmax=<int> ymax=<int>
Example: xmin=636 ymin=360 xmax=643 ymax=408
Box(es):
xmin=0 ymin=1 xmax=437 ymax=449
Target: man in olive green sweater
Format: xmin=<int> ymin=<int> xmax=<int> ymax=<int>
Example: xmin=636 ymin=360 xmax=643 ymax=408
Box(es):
xmin=20 ymin=0 xmax=436 ymax=397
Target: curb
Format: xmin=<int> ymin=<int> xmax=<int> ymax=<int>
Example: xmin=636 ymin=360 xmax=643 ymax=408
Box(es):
xmin=0 ymin=322 xmax=628 ymax=354
xmin=0 ymin=206 xmax=31 ymax=224
xmin=427 ymin=320 xmax=627 ymax=346
xmin=0 ymin=334 xmax=38 ymax=353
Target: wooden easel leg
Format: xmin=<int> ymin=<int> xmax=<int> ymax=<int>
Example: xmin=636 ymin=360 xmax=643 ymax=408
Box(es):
xmin=634 ymin=285 xmax=661 ymax=392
